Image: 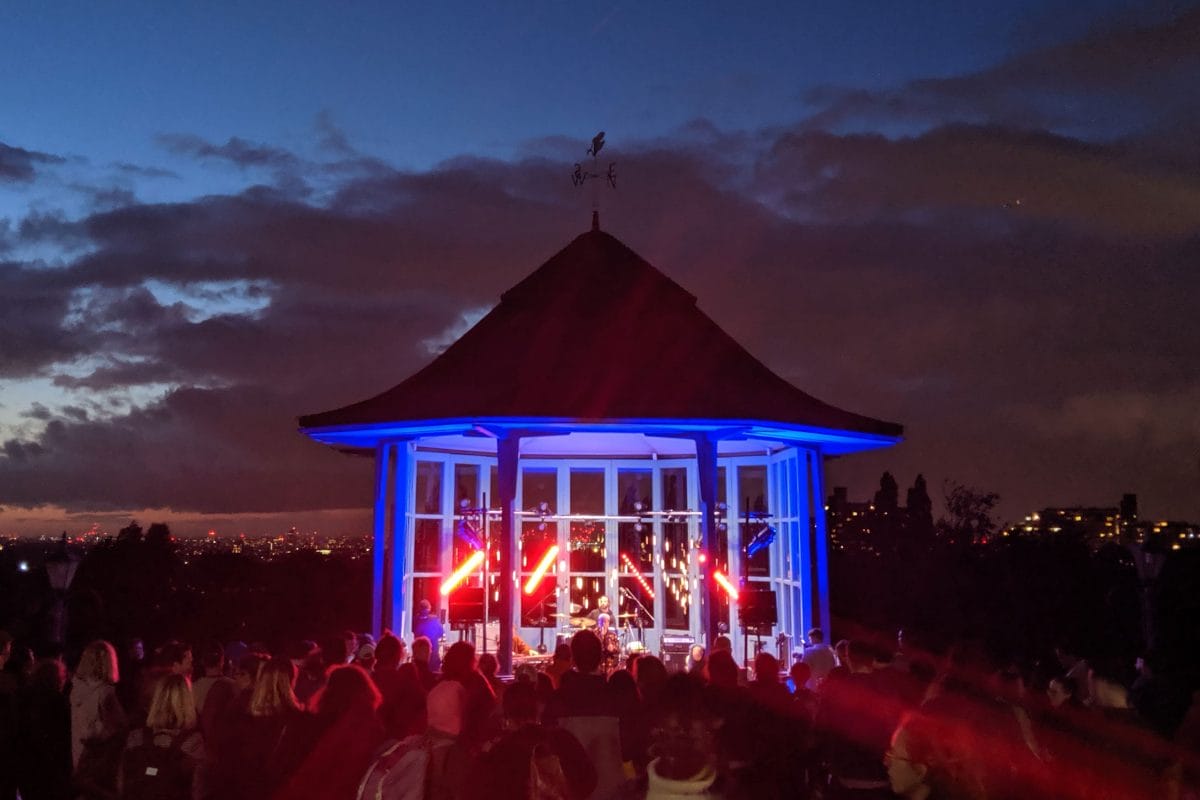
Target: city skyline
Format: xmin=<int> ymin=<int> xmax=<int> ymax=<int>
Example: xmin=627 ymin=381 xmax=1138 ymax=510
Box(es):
xmin=3 ymin=4 xmax=1199 ymax=536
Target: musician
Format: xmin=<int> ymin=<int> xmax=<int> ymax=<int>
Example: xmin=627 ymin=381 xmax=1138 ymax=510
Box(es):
xmin=588 ymin=595 xmax=613 ymax=632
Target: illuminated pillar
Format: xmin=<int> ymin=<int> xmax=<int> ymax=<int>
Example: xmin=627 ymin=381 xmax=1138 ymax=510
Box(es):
xmin=794 ymin=450 xmax=813 ymax=638
xmin=811 ymin=449 xmax=832 ymax=635
xmin=387 ymin=441 xmax=411 ymax=635
xmin=496 ymin=433 xmax=521 ymax=675
xmin=371 ymin=444 xmax=389 ymax=638
xmin=694 ymin=435 xmax=720 ymax=648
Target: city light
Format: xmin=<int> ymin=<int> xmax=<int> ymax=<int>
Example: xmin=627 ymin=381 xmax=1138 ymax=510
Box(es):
xmin=523 ymin=545 xmax=559 ymax=594
xmin=440 ymin=550 xmax=485 ymax=595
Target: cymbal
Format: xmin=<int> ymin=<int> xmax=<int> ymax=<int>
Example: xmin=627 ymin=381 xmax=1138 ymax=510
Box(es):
xmin=617 ymin=613 xmax=637 ymax=618
xmin=569 ymin=617 xmax=596 ymax=629
xmin=568 ymin=602 xmax=584 ymax=614
xmin=549 ymin=612 xmax=573 ymax=618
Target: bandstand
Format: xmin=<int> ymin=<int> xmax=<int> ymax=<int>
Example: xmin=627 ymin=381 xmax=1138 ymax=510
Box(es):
xmin=299 ymin=226 xmax=901 ymax=673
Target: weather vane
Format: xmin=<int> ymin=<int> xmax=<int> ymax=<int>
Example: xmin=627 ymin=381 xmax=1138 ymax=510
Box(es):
xmin=572 ymin=131 xmax=616 ymax=230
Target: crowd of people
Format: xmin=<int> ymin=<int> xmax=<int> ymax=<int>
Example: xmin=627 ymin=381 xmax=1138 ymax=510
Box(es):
xmin=1 ymin=619 xmax=1199 ymax=800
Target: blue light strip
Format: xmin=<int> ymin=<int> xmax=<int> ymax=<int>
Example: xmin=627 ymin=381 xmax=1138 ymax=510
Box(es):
xmin=301 ymin=416 xmax=900 ymax=454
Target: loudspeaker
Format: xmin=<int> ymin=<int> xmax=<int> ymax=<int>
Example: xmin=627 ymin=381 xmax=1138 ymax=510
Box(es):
xmin=660 ymin=635 xmax=694 ymax=673
xmin=448 ymin=587 xmax=484 ymax=624
xmin=738 ymin=587 xmax=777 ymax=629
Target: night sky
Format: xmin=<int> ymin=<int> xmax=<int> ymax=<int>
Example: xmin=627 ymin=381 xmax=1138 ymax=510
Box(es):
xmin=2 ymin=2 xmax=1198 ymax=536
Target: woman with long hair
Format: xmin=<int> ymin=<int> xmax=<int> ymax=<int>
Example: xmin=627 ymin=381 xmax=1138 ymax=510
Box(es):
xmin=118 ymin=674 xmax=205 ymax=799
xmin=218 ymin=657 xmax=309 ymax=800
xmin=71 ymin=640 xmax=128 ymax=798
xmin=275 ymin=664 xmax=384 ymax=800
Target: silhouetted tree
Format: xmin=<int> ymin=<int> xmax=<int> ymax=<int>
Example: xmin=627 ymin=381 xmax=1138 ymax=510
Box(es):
xmin=873 ymin=471 xmax=899 ymax=513
xmin=116 ymin=521 xmax=143 ymax=543
xmin=906 ymin=474 xmax=933 ymax=532
xmin=938 ymin=481 xmax=1000 ymax=546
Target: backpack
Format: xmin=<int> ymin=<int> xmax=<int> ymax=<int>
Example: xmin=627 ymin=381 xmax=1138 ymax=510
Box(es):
xmin=356 ymin=735 xmax=433 ymax=800
xmin=120 ymin=728 xmax=194 ymax=800
xmin=528 ymin=742 xmax=569 ymax=800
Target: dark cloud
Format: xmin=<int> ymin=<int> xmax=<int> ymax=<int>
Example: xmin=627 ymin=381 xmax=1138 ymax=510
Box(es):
xmin=0 ymin=141 xmax=66 ymax=182
xmin=805 ymin=6 xmax=1200 ymax=132
xmin=111 ymin=161 xmax=180 ymax=180
xmin=157 ymin=133 xmax=302 ymax=171
xmin=3 ymin=10 xmax=1199 ymax=526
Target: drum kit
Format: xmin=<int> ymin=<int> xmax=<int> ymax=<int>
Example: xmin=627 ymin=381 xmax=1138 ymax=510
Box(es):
xmin=548 ymin=606 xmax=648 ymax=664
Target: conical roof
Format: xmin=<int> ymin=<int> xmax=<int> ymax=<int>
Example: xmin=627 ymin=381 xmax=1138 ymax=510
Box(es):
xmin=299 ymin=229 xmax=901 ymax=438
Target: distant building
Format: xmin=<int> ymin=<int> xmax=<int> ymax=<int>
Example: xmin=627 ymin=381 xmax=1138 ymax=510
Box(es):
xmin=1002 ymin=493 xmax=1199 ymax=550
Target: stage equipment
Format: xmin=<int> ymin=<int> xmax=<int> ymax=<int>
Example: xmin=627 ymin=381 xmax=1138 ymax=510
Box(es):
xmin=744 ymin=524 xmax=777 ymax=558
xmin=660 ymin=634 xmax=695 ymax=672
xmin=449 ymin=587 xmax=485 ymax=624
xmin=738 ymin=587 xmax=777 ymax=629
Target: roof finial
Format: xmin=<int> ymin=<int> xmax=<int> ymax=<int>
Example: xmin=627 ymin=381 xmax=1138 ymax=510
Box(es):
xmin=572 ymin=131 xmax=616 ymax=232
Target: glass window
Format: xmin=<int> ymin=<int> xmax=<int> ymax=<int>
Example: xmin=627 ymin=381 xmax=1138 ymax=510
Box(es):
xmin=522 ymin=468 xmax=557 ymax=514
xmin=618 ymin=469 xmax=653 ymax=571
xmin=454 ymin=464 xmax=479 ymax=511
xmin=570 ymin=470 xmax=605 ymax=516
xmin=415 ymin=461 xmax=443 ymax=514
xmin=569 ymin=520 xmax=606 ymax=572
xmin=413 ymin=518 xmax=441 ymax=572
xmin=738 ymin=465 xmax=771 ymax=578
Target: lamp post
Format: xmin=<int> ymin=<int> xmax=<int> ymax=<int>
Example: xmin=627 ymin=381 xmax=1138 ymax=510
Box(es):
xmin=44 ymin=533 xmax=79 ymax=646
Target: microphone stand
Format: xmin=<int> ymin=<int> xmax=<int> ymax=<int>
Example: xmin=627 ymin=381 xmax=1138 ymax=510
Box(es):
xmin=619 ymin=586 xmax=654 ymax=639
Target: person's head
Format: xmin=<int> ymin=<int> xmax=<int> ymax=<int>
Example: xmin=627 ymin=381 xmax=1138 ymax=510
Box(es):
xmin=5 ymin=645 xmax=33 ymax=678
xmin=707 ymin=650 xmax=738 ymax=689
xmin=201 ymin=641 xmax=225 ymax=676
xmin=418 ymin=599 xmax=432 ymax=617
xmin=755 ymin=652 xmax=780 ymax=682
xmin=441 ymin=641 xmax=477 ymax=682
xmin=234 ymin=652 xmax=269 ymax=693
xmin=1047 ymin=675 xmax=1078 ymax=708
xmin=608 ymin=668 xmax=637 ymax=700
xmin=713 ymin=635 xmax=732 ymax=654
xmin=571 ymin=630 xmax=603 ymax=674
xmin=32 ymin=657 xmax=68 ymax=693
xmin=807 ymin=628 xmax=825 ymax=645
xmin=650 ymin=674 xmax=720 ymax=781
xmin=834 ymin=639 xmax=850 ymax=666
xmin=790 ymin=661 xmax=812 ymax=690
xmin=126 ymin=638 xmax=145 ymax=662
xmin=689 ymin=645 xmax=705 ymax=664
xmin=355 ymin=642 xmax=376 ymax=672
xmin=478 ymin=652 xmax=499 ymax=679
xmin=1088 ymin=658 xmax=1132 ymax=709
xmin=147 ymin=674 xmax=197 ymax=732
xmin=250 ymin=657 xmax=300 ymax=717
xmin=596 ymin=595 xmax=610 ymax=612
xmin=411 ymin=636 xmax=432 ymax=665
xmin=887 ymin=713 xmax=985 ymax=800
xmin=847 ymin=640 xmax=874 ymax=673
xmin=376 ymin=631 xmax=404 ymax=670
xmin=553 ymin=643 xmax=572 ymax=665
xmin=316 ymin=664 xmax=381 ymax=720
xmin=159 ymin=640 xmax=193 ymax=676
xmin=342 ymin=630 xmax=358 ymax=660
xmin=76 ymin=640 xmax=119 ymax=684
xmin=426 ymin=680 xmax=466 ymax=736
xmin=503 ymin=679 xmax=538 ymax=725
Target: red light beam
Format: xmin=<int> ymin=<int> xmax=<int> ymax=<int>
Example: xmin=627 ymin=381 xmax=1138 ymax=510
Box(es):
xmin=440 ymin=550 xmax=485 ymax=595
xmin=523 ymin=545 xmax=559 ymax=595
xmin=713 ymin=570 xmax=738 ymax=599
